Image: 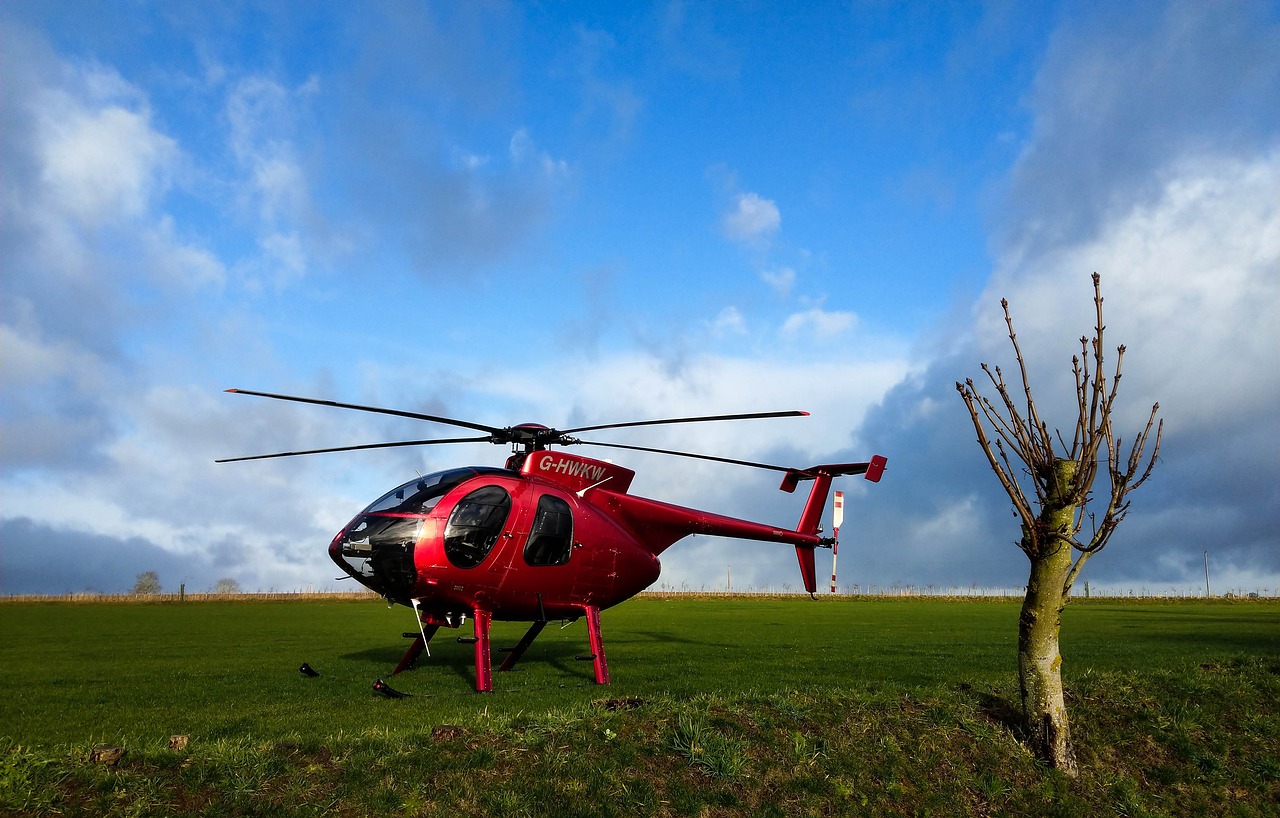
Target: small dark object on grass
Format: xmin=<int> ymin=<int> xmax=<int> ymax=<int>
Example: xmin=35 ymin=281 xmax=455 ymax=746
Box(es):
xmin=91 ymin=746 xmax=127 ymax=766
xmin=431 ymin=725 xmax=466 ymax=741
xmin=599 ymin=697 xmax=647 ymax=711
xmin=373 ymin=678 xmax=409 ymax=698
xmin=299 ymin=662 xmax=319 ymax=677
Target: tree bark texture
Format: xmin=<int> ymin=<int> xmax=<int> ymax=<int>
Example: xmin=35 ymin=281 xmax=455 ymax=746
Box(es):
xmin=1017 ymin=458 xmax=1079 ymax=775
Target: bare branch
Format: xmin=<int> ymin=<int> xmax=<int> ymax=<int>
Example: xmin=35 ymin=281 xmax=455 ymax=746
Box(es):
xmin=957 ymin=380 xmax=1036 ymax=533
xmin=1086 ymin=273 xmax=1108 ymax=443
xmin=1063 ymin=549 xmax=1094 ymax=597
xmin=1126 ymin=408 xmax=1163 ymax=492
xmin=1071 ymin=345 xmax=1089 ymax=457
xmin=981 ymin=364 xmax=1038 ymax=461
xmin=960 ymin=273 xmax=1162 ymax=568
xmin=1001 ymin=300 xmax=1053 ymax=458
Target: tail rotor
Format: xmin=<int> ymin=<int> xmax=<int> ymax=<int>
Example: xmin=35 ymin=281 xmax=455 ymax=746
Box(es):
xmin=829 ymin=491 xmax=844 ymax=594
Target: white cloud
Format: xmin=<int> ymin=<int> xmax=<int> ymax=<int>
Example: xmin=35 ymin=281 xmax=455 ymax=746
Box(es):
xmin=2 ymin=35 xmax=219 ymax=298
xmin=2 ymin=380 xmax=409 ymax=593
xmin=0 ymin=319 xmax=113 ymax=467
xmin=979 ymin=151 xmax=1280 ymax=432
xmin=780 ymin=308 xmax=858 ymax=340
xmin=722 ymin=192 xmax=780 ymax=245
xmin=759 ymin=266 xmax=796 ymax=297
xmin=0 ymin=32 xmax=231 ymax=472
xmin=259 ymin=231 xmax=307 ymax=287
xmin=37 ymin=99 xmax=176 ymax=226
xmin=950 ymin=152 xmax=1280 ymax=591
xmin=710 ymin=306 xmax=746 ymax=336
xmin=998 ymin=0 xmax=1279 ymax=261
xmin=143 ymin=216 xmax=226 ymax=290
xmin=225 ymin=76 xmax=319 ymax=263
xmin=509 ymin=128 xmax=571 ymax=179
xmin=252 ymin=156 xmax=309 ymax=225
xmin=0 ymin=318 xmax=102 ymax=393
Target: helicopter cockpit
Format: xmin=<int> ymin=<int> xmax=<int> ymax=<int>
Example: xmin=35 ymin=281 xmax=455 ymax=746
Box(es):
xmin=330 ymin=466 xmax=511 ymax=601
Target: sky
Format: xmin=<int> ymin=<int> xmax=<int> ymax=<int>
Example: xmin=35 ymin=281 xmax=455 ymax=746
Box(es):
xmin=2 ymin=1 xmax=1277 ymax=598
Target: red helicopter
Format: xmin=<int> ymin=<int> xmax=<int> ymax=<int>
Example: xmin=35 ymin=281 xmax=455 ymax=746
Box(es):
xmin=219 ymin=389 xmax=886 ymax=692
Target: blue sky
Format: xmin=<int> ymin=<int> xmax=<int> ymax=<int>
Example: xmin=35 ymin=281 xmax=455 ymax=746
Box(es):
xmin=2 ymin=1 xmax=1277 ymax=597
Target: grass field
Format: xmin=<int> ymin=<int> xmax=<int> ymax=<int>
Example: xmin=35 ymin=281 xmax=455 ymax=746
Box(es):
xmin=1 ymin=596 xmax=1277 ymax=816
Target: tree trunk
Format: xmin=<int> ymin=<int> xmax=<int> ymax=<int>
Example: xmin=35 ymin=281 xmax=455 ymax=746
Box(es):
xmin=1017 ymin=458 xmax=1080 ymax=775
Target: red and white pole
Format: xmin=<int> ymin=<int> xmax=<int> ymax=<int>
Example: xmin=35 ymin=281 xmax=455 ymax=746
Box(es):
xmin=830 ymin=490 xmax=844 ymax=594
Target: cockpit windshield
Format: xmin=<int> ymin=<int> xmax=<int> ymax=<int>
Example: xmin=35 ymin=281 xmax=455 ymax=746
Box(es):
xmin=362 ymin=467 xmax=510 ymax=515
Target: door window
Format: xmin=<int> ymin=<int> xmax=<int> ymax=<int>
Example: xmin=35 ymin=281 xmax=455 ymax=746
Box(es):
xmin=443 ymin=485 xmax=512 ymax=568
xmin=523 ymin=494 xmax=573 ymax=566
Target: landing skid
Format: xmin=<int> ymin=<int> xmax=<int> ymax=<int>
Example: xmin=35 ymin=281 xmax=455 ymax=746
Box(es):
xmin=391 ymin=604 xmax=611 ymax=692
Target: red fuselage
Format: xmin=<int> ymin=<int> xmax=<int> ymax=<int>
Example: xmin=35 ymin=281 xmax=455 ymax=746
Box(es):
xmin=329 ymin=450 xmax=829 ymax=622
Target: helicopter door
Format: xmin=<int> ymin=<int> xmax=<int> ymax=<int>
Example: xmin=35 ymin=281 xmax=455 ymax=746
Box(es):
xmin=523 ymin=494 xmax=573 ymax=566
xmin=443 ymin=485 xmax=513 ymax=568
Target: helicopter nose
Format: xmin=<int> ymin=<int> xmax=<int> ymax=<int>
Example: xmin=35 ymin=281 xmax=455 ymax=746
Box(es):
xmin=329 ymin=514 xmax=420 ymax=602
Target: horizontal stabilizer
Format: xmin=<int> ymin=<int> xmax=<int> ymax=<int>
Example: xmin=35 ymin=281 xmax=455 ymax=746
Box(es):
xmin=779 ymin=457 xmax=887 ymax=493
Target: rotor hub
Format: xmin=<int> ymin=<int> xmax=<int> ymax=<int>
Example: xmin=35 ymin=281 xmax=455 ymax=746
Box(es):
xmin=503 ymin=423 xmax=559 ymax=452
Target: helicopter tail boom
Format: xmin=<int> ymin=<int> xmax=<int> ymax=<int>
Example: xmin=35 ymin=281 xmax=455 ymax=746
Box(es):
xmin=602 ymin=492 xmax=822 ymax=556
xmin=600 ymin=454 xmax=887 ymax=593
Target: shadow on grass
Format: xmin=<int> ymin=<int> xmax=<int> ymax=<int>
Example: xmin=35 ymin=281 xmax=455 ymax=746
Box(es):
xmin=340 ymin=636 xmax=609 ymax=690
xmin=609 ymin=629 xmax=733 ymax=648
xmin=960 ymin=682 xmax=1027 ymax=741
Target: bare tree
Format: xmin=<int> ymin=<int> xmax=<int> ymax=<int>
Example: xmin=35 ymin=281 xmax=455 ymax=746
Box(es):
xmin=956 ymin=273 xmax=1162 ymax=775
xmin=212 ymin=577 xmax=242 ymax=595
xmin=131 ymin=570 xmax=161 ymax=595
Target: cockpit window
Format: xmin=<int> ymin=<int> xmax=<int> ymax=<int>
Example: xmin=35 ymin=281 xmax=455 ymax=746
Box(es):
xmin=364 ymin=467 xmax=507 ymax=515
xmin=443 ymin=485 xmax=512 ymax=568
xmin=524 ymin=494 xmax=573 ymax=566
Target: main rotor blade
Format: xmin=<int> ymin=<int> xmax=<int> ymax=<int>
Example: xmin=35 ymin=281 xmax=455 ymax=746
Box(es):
xmin=216 ymin=436 xmax=492 ymax=463
xmin=569 ymin=438 xmax=795 ymax=473
xmin=224 ymin=389 xmax=501 ymax=435
xmin=561 ymin=409 xmax=808 ymax=436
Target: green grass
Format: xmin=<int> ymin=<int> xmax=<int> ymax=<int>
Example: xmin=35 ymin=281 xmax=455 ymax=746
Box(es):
xmin=0 ymin=596 xmax=1276 ymax=816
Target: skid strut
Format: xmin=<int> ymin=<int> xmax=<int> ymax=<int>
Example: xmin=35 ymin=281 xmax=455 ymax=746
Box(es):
xmin=584 ymin=605 xmax=610 ymax=685
xmin=392 ymin=624 xmax=439 ymax=675
xmin=498 ymin=620 xmax=547 ymax=672
xmin=471 ymin=609 xmax=494 ymax=692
